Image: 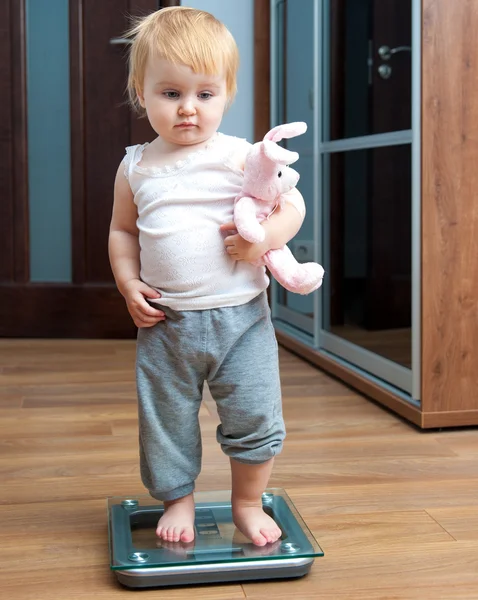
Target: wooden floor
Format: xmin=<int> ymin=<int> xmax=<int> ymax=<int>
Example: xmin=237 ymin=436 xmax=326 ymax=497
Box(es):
xmin=1 ymin=339 xmax=477 ymax=599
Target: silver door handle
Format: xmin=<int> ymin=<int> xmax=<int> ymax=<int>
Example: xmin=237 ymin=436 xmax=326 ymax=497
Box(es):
xmin=110 ymin=37 xmax=132 ymax=45
xmin=378 ymin=45 xmax=411 ymax=60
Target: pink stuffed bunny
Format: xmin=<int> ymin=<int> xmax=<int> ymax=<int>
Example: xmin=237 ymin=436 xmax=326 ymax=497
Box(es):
xmin=234 ymin=122 xmax=324 ymax=295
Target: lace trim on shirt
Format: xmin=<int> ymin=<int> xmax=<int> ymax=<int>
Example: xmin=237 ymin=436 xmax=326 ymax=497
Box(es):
xmin=132 ymin=132 xmax=221 ymax=177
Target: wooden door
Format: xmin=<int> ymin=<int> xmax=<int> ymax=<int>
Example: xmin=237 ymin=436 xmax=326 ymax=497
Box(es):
xmin=0 ymin=0 xmax=178 ymax=338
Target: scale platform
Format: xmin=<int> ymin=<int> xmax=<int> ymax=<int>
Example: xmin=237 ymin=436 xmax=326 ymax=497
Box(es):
xmin=108 ymin=488 xmax=324 ymax=588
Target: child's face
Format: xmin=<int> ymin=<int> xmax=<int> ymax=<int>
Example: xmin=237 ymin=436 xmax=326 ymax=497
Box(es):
xmin=138 ymin=57 xmax=228 ymax=147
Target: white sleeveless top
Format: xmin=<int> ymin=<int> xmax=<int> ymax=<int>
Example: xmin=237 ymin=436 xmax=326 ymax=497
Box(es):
xmin=123 ymin=132 xmax=269 ymax=310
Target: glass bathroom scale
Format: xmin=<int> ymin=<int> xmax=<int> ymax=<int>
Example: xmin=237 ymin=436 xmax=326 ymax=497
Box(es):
xmin=108 ymin=488 xmax=324 ymax=588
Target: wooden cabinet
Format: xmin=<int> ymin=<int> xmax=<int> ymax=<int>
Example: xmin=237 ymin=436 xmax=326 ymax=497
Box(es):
xmin=419 ymin=0 xmax=478 ymax=427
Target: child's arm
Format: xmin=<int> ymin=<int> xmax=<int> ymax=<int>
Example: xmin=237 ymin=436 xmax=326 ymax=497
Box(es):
xmin=221 ymin=187 xmax=306 ymax=263
xmin=109 ymin=163 xmax=165 ymax=327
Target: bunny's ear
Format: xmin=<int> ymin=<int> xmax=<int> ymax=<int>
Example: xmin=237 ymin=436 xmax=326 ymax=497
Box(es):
xmin=262 ymin=140 xmax=299 ymax=165
xmin=263 ymin=121 xmax=307 ymax=143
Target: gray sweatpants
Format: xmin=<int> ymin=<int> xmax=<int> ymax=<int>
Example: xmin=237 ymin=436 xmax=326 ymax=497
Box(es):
xmin=135 ymin=292 xmax=285 ymax=502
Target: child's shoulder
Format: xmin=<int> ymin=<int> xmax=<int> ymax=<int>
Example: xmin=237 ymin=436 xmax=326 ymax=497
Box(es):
xmin=216 ymin=132 xmax=252 ymax=170
xmin=217 ymin=131 xmax=253 ymax=149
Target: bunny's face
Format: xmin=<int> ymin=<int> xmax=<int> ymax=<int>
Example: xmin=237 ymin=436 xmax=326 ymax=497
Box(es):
xmin=242 ymin=141 xmax=300 ymax=204
xmin=276 ymin=164 xmax=300 ymax=193
xmin=274 ymin=165 xmax=299 ymax=195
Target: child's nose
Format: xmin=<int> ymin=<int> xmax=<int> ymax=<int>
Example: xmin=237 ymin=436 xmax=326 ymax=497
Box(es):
xmin=179 ymin=99 xmax=196 ymax=116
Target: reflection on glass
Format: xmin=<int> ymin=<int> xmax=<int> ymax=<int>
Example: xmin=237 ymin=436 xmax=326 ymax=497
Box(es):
xmin=275 ymin=288 xmax=314 ymax=335
xmin=327 ymin=0 xmax=411 ymax=140
xmin=323 ymin=145 xmax=411 ymax=367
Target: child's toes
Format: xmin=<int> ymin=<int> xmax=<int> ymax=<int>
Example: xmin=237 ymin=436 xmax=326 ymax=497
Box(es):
xmin=252 ymin=532 xmax=268 ymax=546
xmin=263 ymin=530 xmax=274 ymax=544
xmin=261 ymin=527 xmax=281 ymax=544
xmin=180 ymin=527 xmax=195 ymax=543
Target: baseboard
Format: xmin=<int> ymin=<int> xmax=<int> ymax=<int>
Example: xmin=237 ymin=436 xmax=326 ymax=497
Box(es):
xmin=0 ymin=283 xmax=136 ymax=338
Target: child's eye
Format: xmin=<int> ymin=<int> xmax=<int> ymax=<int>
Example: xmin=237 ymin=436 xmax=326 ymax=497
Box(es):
xmin=198 ymin=92 xmax=213 ymax=100
xmin=163 ymin=91 xmax=179 ymax=99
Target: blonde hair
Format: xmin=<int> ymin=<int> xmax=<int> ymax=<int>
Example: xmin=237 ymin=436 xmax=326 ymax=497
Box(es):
xmin=126 ymin=7 xmax=239 ymax=113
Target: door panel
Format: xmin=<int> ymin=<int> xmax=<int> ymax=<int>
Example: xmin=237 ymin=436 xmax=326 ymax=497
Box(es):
xmin=82 ymin=0 xmax=133 ymax=283
xmin=0 ymin=0 xmax=17 ymax=283
xmin=0 ymin=0 xmax=29 ymax=285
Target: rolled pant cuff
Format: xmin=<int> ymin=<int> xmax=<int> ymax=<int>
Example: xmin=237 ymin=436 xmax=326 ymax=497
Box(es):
xmin=225 ymin=446 xmax=283 ymax=465
xmin=150 ymin=482 xmax=195 ymax=502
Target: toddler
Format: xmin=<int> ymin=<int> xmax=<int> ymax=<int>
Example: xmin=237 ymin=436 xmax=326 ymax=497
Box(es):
xmin=109 ymin=6 xmax=307 ymax=547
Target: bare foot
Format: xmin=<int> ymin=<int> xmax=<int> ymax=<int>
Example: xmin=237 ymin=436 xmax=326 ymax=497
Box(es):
xmin=232 ymin=500 xmax=282 ymax=547
xmin=156 ymin=493 xmax=195 ymax=543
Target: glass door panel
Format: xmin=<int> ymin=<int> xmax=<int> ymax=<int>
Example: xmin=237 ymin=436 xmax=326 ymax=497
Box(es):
xmin=322 ymin=145 xmax=412 ymax=369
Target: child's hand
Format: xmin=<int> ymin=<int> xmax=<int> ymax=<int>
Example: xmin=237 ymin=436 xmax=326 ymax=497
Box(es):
xmin=121 ymin=279 xmax=165 ymax=328
xmin=220 ymin=222 xmax=270 ymax=263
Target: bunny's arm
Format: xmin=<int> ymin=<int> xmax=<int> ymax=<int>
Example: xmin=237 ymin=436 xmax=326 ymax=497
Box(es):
xmin=234 ymin=195 xmax=266 ymax=243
